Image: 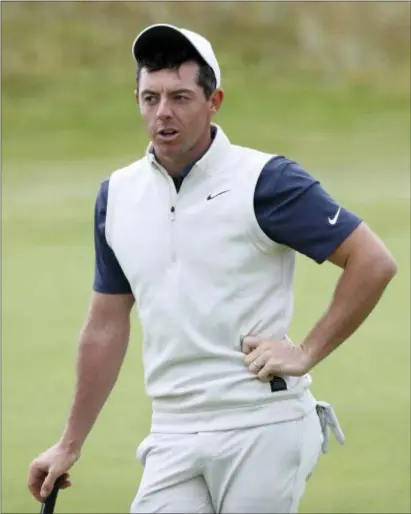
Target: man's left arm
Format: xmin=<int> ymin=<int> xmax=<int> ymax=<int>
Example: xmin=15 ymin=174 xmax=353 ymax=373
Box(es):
xmin=243 ymin=157 xmax=397 ymax=378
xmin=301 ymin=221 xmax=397 ymax=371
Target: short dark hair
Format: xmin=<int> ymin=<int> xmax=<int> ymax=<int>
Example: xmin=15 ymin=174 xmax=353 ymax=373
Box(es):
xmin=136 ymin=41 xmax=217 ymax=99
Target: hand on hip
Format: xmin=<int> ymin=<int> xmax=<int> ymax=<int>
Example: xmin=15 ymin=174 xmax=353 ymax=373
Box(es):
xmin=242 ymin=335 xmax=311 ymax=380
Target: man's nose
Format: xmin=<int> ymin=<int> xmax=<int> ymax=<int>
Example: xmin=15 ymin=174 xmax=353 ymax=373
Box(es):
xmin=156 ymin=98 xmax=172 ymax=120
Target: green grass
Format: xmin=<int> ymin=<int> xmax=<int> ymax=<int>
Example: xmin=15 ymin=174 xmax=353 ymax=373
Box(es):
xmin=2 ymin=3 xmax=410 ymax=512
xmin=2 ymin=129 xmax=410 ymax=513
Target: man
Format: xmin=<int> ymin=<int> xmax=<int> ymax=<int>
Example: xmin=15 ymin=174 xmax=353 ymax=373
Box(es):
xmin=28 ymin=24 xmax=397 ymax=513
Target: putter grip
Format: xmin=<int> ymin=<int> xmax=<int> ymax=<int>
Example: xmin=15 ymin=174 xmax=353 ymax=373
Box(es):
xmin=40 ymin=476 xmax=62 ymax=514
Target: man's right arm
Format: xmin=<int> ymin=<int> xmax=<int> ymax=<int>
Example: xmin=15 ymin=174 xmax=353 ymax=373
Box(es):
xmin=28 ymin=292 xmax=134 ymax=502
xmin=62 ymin=178 xmax=135 ymax=452
xmin=28 ymin=180 xmax=135 ymax=501
xmin=60 ymin=291 xmax=134 ymax=454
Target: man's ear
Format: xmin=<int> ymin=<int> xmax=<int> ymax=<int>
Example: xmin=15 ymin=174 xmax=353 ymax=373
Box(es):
xmin=210 ymin=88 xmax=224 ymax=114
xmin=134 ymin=89 xmax=139 ymax=105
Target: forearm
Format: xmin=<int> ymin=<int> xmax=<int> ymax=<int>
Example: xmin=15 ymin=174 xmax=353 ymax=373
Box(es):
xmin=303 ymin=250 xmax=397 ymax=369
xmin=60 ymin=317 xmax=130 ymax=452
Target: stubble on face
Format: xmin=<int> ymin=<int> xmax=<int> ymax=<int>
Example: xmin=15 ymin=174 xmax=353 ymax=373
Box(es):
xmin=137 ymin=62 xmax=219 ymax=176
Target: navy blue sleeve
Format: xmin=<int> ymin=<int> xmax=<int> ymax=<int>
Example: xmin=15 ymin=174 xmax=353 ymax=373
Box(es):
xmin=254 ymin=156 xmax=362 ymax=264
xmin=93 ymin=180 xmax=133 ymax=294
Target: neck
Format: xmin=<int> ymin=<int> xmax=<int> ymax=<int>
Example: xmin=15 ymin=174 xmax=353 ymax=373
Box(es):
xmin=154 ymin=127 xmax=213 ymax=178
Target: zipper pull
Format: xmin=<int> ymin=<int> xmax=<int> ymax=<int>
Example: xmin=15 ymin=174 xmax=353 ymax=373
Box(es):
xmin=170 ymin=206 xmax=176 ymax=221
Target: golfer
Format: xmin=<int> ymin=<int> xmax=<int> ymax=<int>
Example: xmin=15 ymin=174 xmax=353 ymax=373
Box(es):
xmin=28 ymin=24 xmax=397 ymax=513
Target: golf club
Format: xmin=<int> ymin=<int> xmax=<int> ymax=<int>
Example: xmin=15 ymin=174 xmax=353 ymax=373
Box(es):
xmin=40 ymin=476 xmax=63 ymax=514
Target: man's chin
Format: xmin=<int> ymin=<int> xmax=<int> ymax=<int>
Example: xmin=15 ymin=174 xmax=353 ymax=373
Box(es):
xmin=154 ymin=141 xmax=184 ymax=156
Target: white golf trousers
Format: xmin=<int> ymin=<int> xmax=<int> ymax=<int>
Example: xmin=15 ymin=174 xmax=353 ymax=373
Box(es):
xmin=130 ymin=408 xmax=323 ymax=513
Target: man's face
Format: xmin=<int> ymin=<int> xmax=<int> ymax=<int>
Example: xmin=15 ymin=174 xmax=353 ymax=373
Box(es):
xmin=137 ymin=61 xmax=222 ymax=162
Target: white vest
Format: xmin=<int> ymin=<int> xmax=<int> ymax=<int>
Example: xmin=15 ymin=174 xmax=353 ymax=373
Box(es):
xmin=106 ymin=126 xmax=315 ymax=432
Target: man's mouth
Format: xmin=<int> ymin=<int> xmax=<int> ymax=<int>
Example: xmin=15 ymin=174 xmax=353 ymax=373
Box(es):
xmin=157 ymin=129 xmax=179 ymax=141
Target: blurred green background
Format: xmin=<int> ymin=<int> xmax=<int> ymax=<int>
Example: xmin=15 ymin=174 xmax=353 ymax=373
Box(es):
xmin=2 ymin=2 xmax=410 ymax=513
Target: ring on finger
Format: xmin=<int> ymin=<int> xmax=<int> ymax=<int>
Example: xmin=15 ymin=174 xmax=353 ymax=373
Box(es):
xmin=251 ymin=359 xmax=262 ymax=371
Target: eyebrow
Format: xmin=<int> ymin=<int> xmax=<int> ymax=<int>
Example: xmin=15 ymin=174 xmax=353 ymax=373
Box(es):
xmin=140 ymin=88 xmax=194 ymax=96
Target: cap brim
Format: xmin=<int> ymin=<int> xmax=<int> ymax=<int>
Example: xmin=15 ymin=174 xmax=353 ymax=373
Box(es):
xmin=132 ymin=24 xmax=193 ymax=62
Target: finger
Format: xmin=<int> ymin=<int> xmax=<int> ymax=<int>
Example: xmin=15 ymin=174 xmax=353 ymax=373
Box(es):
xmin=242 ymin=341 xmax=258 ymax=355
xmin=28 ymin=478 xmax=45 ymax=503
xmin=59 ymin=473 xmax=72 ymax=489
xmin=248 ymin=355 xmax=268 ymax=375
xmin=28 ymin=465 xmax=47 ymax=502
xmin=247 ymin=349 xmax=272 ymax=372
xmin=258 ymin=363 xmax=276 ymax=381
xmin=258 ymin=359 xmax=285 ymax=381
xmin=41 ymin=472 xmax=58 ymax=499
xmin=60 ymin=480 xmax=72 ymax=490
xmin=29 ymin=488 xmax=44 ymax=503
xmin=243 ymin=346 xmax=263 ymax=366
xmin=242 ymin=335 xmax=264 ymax=355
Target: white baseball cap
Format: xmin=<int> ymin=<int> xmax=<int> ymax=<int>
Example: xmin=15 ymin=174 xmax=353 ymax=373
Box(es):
xmin=131 ymin=24 xmax=221 ymax=88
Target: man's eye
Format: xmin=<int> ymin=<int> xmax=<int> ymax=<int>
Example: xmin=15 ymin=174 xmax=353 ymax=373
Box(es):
xmin=175 ymin=95 xmax=189 ymax=101
xmin=144 ymin=96 xmax=156 ymax=104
